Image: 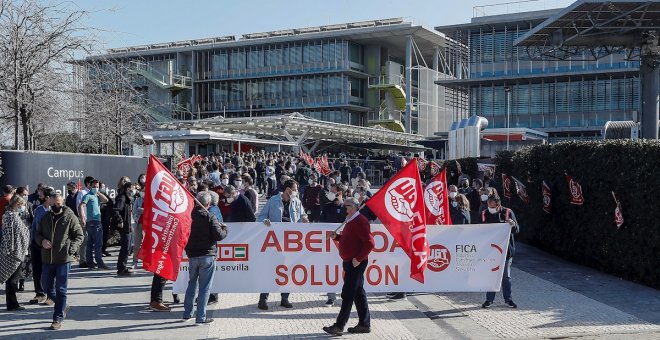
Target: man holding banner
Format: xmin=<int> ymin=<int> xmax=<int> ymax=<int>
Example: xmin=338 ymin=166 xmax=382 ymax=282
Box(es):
xmin=324 ymin=197 xmax=375 ymax=335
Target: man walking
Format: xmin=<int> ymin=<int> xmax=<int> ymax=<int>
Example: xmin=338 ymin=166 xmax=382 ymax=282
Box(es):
xmin=323 ymin=197 xmax=375 ymax=335
xmin=480 ymin=195 xmax=519 ymax=309
xmin=183 ymin=192 xmax=227 ymax=325
xmin=257 ymin=179 xmax=308 ymax=310
xmin=36 ymin=194 xmax=84 ymax=330
xmin=76 ymin=176 xmax=94 ymax=268
xmin=79 ymin=180 xmax=109 ymax=270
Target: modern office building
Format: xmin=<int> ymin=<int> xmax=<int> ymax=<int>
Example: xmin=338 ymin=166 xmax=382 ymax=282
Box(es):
xmin=436 ymin=1 xmax=654 ymax=142
xmin=80 ymin=18 xmax=467 ymax=148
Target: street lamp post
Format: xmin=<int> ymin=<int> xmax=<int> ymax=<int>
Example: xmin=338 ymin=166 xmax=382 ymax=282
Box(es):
xmin=504 ymin=86 xmax=511 ymax=151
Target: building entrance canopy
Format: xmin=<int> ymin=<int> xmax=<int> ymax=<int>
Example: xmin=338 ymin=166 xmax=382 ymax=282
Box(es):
xmin=155 ymin=113 xmax=422 ymax=153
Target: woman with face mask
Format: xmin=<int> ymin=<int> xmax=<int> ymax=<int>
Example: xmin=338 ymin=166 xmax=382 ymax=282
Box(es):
xmin=131 ymin=186 xmax=146 ymax=269
xmin=112 ymin=181 xmax=135 ymax=277
xmin=0 ymin=195 xmax=31 ymax=311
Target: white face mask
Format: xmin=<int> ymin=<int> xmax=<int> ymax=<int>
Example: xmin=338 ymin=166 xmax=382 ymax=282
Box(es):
xmin=481 ymin=194 xmax=489 ymax=202
xmin=290 ymin=190 xmax=299 ymax=199
xmin=234 ymin=181 xmax=242 ymax=188
xmin=130 ymin=189 xmax=137 ymax=196
xmin=221 ymin=179 xmax=229 ymax=186
xmin=354 ymin=193 xmax=361 ymax=200
xmin=451 ymin=201 xmax=458 ymax=208
xmin=488 ymin=207 xmax=498 ymax=214
xmin=327 ymin=192 xmax=336 ymax=201
xmin=448 ymin=192 xmax=457 ymax=199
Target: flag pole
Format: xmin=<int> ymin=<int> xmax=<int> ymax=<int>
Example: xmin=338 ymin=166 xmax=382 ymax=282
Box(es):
xmin=333 ymin=202 xmax=366 ymax=233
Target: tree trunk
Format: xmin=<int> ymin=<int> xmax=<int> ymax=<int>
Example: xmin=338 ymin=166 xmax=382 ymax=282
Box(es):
xmin=13 ymin=98 xmax=19 ymax=150
xmin=20 ymin=106 xmax=30 ymax=151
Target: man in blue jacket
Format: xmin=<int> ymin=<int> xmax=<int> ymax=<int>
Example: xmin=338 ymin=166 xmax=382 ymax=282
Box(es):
xmin=256 ymin=179 xmax=308 ymax=310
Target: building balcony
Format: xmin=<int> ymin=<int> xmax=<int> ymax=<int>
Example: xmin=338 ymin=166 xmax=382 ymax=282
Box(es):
xmin=199 ymin=95 xmax=367 ymax=112
xmin=196 ymin=61 xmax=355 ymax=81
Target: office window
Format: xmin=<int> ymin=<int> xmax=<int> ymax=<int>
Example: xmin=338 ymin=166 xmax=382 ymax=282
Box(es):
xmin=349 ymin=43 xmax=363 ymax=64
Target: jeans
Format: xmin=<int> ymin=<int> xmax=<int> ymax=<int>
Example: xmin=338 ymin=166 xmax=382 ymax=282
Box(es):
xmin=5 ymin=266 xmax=22 ymax=309
xmin=117 ymin=233 xmax=130 ymax=273
xmin=486 ymin=257 xmax=513 ymax=302
xmin=183 ymin=256 xmax=216 ymax=322
xmin=31 ymin=243 xmax=45 ymax=296
xmin=132 ymin=223 xmax=143 ymax=266
xmin=336 ymin=260 xmax=370 ymax=328
xmin=85 ymin=220 xmax=105 ymax=267
xmin=41 ymin=263 xmax=71 ymax=322
xmin=79 ymin=227 xmax=88 ymax=263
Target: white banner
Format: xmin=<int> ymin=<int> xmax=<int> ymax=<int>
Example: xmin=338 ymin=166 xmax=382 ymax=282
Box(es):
xmin=172 ymin=222 xmax=511 ymax=293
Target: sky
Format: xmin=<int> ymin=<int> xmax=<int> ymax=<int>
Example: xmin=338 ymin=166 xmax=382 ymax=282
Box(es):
xmin=70 ymin=0 xmax=573 ymax=51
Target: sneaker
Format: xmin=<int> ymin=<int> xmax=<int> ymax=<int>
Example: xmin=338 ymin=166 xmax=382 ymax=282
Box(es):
xmin=195 ymin=318 xmax=214 ymax=325
xmin=63 ymin=305 xmax=71 ymax=319
xmin=389 ymin=293 xmax=407 ymax=300
xmin=347 ymin=325 xmax=371 ymax=333
xmin=322 ymin=324 xmax=344 ymax=335
xmin=482 ymin=300 xmax=493 ymax=308
xmin=49 ymin=321 xmax=62 ymax=330
xmin=43 ymin=298 xmax=55 ymax=306
xmin=7 ymin=306 xmax=25 ymax=311
xmin=385 ymin=292 xmax=397 ymax=297
xmin=280 ymin=300 xmax=293 ymax=308
xmin=149 ymin=302 xmax=171 ymax=312
xmin=324 ymin=298 xmax=335 ymax=307
xmin=257 ymin=299 xmax=268 ymax=310
xmin=505 ymin=300 xmax=517 ymax=308
xmin=30 ymin=295 xmax=47 ymax=304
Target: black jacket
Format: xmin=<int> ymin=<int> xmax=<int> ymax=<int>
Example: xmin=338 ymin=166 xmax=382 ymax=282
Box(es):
xmin=449 ymin=204 xmax=471 ymax=225
xmin=186 ymin=207 xmax=227 ymax=258
xmin=112 ymin=192 xmax=132 ymax=234
xmin=227 ymin=194 xmax=256 ymax=223
xmin=320 ymin=201 xmax=346 ymax=223
xmin=479 ymin=206 xmax=519 ymax=259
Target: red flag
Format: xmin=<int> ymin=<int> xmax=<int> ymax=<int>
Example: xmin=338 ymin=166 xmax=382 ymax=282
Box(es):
xmin=140 ymin=155 xmax=195 ymax=281
xmin=416 ymin=157 xmax=427 ymax=172
xmin=501 ymin=173 xmax=512 ymax=199
xmin=565 ymin=173 xmax=584 ymax=205
xmin=429 ymin=161 xmax=441 ymax=177
xmin=321 ymin=155 xmax=332 ymax=176
xmin=304 ymin=152 xmax=314 ymax=166
xmin=511 ymin=176 xmax=529 ymax=204
xmin=612 ymin=191 xmax=624 ymax=228
xmin=542 ymin=181 xmax=552 ymax=214
xmin=77 ymin=178 xmax=83 ymax=191
xmin=177 ymin=157 xmax=193 ymax=180
xmin=366 ymin=159 xmax=428 ymax=283
xmin=314 ymin=157 xmax=323 ymax=174
xmin=423 ymin=168 xmax=453 ymax=225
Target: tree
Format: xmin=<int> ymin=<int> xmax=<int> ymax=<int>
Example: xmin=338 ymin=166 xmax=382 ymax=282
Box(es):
xmin=0 ymin=1 xmax=91 ymax=150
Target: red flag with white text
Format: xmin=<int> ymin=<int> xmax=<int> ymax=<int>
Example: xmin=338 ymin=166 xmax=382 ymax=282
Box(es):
xmin=429 ymin=161 xmax=441 ymax=177
xmin=542 ymin=181 xmax=552 ymax=214
xmin=366 ymin=159 xmax=429 ymax=283
xmin=140 ymin=155 xmax=195 ymax=281
xmin=565 ymin=173 xmax=584 ymax=205
xmin=501 ymin=173 xmax=512 ymax=199
xmin=423 ymin=168 xmax=453 ymax=225
xmin=511 ymin=176 xmax=529 ymax=204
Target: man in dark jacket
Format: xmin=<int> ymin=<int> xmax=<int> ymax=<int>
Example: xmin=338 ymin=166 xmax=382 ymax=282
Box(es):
xmin=480 ymin=195 xmax=519 ymax=309
xmin=183 ymin=192 xmax=227 ymax=325
xmin=112 ymin=181 xmax=134 ymax=276
xmin=36 ymin=194 xmax=84 ymax=330
xmin=224 ymin=185 xmax=255 ymax=223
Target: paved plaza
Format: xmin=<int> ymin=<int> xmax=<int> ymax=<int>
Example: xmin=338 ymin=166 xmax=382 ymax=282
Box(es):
xmin=1 ymin=242 xmax=659 ymax=339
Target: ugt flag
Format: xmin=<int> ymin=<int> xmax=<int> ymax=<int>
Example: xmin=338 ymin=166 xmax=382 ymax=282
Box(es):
xmin=424 ymin=168 xmax=452 ymax=225
xmin=140 ymin=155 xmax=195 ymax=281
xmin=366 ymin=158 xmax=429 ymax=283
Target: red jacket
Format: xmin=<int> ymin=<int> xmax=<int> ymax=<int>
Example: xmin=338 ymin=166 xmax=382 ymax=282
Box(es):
xmin=336 ymin=213 xmax=375 ymax=262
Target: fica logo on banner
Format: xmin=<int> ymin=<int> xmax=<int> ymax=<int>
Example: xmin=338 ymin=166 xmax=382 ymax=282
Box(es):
xmin=385 ymin=177 xmax=419 ymax=222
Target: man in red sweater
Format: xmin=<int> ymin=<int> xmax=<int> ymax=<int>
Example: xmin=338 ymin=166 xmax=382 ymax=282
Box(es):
xmin=324 ymin=197 xmax=375 ymax=335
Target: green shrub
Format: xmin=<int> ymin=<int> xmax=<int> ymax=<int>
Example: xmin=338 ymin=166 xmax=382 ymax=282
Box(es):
xmin=494 ymin=140 xmax=660 ymax=289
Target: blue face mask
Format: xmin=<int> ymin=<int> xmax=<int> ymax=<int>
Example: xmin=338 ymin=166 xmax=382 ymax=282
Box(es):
xmin=18 ymin=206 xmax=25 ymax=213
xmin=90 ymin=188 xmax=98 ymax=194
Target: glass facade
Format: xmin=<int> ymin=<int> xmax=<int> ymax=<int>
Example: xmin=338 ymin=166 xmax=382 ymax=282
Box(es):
xmin=194 ymin=39 xmax=368 ymax=123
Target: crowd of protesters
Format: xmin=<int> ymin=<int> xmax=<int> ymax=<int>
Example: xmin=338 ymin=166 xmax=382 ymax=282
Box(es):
xmin=0 ymin=149 xmax=518 ymax=333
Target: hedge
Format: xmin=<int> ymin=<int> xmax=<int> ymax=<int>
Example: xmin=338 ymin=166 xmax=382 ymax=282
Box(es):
xmin=493 ymin=140 xmax=660 ymax=289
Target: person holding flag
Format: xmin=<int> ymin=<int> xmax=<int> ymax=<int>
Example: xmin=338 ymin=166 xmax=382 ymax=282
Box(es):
xmin=323 ymin=197 xmax=375 ymax=335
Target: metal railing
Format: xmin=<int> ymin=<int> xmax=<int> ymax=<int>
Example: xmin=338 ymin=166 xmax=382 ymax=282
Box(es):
xmin=200 ymin=95 xmax=352 ymax=112
xmin=129 ymin=60 xmax=192 ymax=88
xmin=473 ymin=0 xmax=573 ymax=18
xmin=197 ymin=61 xmax=349 ymax=80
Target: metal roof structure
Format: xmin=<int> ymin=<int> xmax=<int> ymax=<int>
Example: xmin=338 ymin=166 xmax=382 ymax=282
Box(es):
xmin=514 ymin=0 xmax=660 ymax=60
xmin=513 ymin=0 xmax=660 ymax=139
xmin=155 ymin=113 xmax=422 ymax=152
